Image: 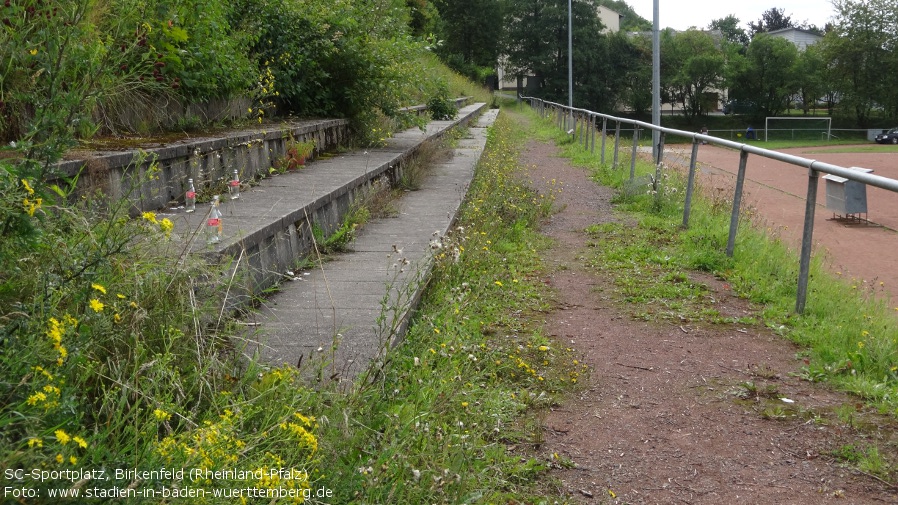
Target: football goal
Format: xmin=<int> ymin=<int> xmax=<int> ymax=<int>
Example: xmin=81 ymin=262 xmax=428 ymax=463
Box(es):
xmin=764 ymin=116 xmax=832 ymax=142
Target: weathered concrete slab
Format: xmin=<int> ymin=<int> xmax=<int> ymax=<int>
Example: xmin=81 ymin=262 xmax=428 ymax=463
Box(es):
xmin=161 ymin=103 xmax=486 ymax=295
xmin=245 ymin=108 xmax=500 ymax=381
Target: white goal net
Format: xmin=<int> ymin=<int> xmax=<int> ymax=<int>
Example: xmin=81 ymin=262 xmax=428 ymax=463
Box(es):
xmin=764 ymin=117 xmax=832 ymax=142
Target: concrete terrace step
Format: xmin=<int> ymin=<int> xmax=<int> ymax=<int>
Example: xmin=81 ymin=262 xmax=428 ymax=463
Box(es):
xmin=160 ymin=103 xmax=488 ymax=303
xmin=245 ymin=108 xmax=501 ymax=381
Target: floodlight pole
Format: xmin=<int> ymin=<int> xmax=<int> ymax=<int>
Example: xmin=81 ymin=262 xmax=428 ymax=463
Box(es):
xmin=568 ymin=0 xmax=573 ymax=131
xmin=652 ymin=0 xmax=660 ymax=161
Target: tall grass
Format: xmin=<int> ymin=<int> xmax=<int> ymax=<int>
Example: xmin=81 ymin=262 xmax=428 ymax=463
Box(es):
xmin=0 ymin=155 xmax=328 ymax=499
xmin=1 ymin=103 xmax=579 ymax=501
xmin=312 ymin=103 xmax=580 ymax=502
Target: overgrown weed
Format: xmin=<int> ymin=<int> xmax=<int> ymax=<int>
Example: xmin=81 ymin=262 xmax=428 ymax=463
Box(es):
xmin=312 ymin=108 xmax=581 ymax=502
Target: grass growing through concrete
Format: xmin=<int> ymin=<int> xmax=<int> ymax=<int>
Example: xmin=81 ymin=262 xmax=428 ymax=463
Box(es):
xmin=312 ymin=107 xmax=581 ymax=502
xmin=0 ymin=108 xmax=581 ymax=501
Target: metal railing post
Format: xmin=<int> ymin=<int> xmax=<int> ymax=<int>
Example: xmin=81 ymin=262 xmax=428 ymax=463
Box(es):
xmin=578 ymin=113 xmax=584 ymax=146
xmin=590 ymin=114 xmax=596 ymax=154
xmin=796 ymin=168 xmax=820 ymax=314
xmin=630 ymin=126 xmax=640 ymax=182
xmin=613 ymin=121 xmax=621 ymax=168
xmin=726 ymin=150 xmax=750 ymax=257
xmin=516 ymin=94 xmax=898 ymax=314
xmin=682 ymin=140 xmax=700 ymax=228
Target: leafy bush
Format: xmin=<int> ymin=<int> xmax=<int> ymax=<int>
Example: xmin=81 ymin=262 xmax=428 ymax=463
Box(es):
xmin=426 ymin=84 xmax=458 ymax=120
xmin=0 ymin=0 xmax=154 ymax=172
xmin=2 ymin=0 xmax=470 ymax=145
xmin=132 ymin=0 xmax=257 ymax=100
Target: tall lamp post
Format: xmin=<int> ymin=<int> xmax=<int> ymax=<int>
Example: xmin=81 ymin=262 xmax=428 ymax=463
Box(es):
xmin=652 ymin=0 xmax=660 ymax=160
xmin=568 ymin=0 xmax=573 ymax=131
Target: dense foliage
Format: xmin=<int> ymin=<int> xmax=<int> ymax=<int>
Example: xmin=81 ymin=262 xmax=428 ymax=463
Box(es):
xmin=0 ymin=0 xmax=455 ymax=150
xmin=502 ymin=0 xmax=639 ymax=113
xmin=488 ymin=1 xmax=898 ymax=126
xmin=432 ymin=0 xmax=506 ymax=81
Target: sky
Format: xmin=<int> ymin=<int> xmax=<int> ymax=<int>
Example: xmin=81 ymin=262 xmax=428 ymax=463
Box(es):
xmin=626 ymin=0 xmax=836 ymax=32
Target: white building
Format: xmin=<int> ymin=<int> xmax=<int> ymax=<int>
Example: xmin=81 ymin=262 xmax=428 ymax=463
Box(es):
xmin=766 ymin=27 xmax=823 ymax=51
xmin=597 ymin=5 xmax=621 ymax=34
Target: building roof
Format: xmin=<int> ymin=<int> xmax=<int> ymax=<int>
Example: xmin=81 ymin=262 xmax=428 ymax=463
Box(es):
xmin=766 ymin=27 xmax=823 ymax=38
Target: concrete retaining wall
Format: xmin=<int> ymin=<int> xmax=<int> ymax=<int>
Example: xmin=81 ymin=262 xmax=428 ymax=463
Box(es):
xmin=55 ymin=119 xmax=351 ymax=214
xmin=209 ymin=103 xmax=486 ymax=303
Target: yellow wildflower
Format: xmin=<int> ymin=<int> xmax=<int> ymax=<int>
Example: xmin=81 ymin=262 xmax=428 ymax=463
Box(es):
xmin=46 ymin=318 xmax=63 ymax=345
xmin=159 ymin=218 xmax=174 ymax=237
xmin=89 ymin=299 xmax=104 ymax=312
xmin=26 ymin=392 xmax=47 ymax=405
xmin=69 ymin=456 xmax=77 ymax=465
xmin=21 ymin=179 xmax=34 ymax=194
xmin=142 ymin=211 xmax=158 ymax=223
xmin=73 ymin=436 xmax=88 ymax=449
xmin=55 ymin=430 xmax=71 ymax=445
xmin=494 ymin=280 xmax=503 ymax=287
xmin=56 ymin=454 xmax=63 ymax=464
xmin=154 ymin=409 xmax=172 ymax=421
xmin=91 ymin=283 xmax=107 ymax=295
xmin=27 ymin=438 xmax=42 ymax=448
xmin=22 ymin=197 xmax=42 ymax=216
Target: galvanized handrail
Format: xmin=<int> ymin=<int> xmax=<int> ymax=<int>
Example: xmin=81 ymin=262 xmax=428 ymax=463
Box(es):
xmin=521 ymin=96 xmax=898 ymax=314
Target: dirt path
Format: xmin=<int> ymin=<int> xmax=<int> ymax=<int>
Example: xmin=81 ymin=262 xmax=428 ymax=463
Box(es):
xmin=520 ymin=139 xmax=898 ymax=504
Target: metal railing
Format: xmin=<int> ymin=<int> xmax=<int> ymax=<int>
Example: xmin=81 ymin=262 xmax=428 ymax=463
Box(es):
xmin=521 ymin=96 xmax=898 ymax=314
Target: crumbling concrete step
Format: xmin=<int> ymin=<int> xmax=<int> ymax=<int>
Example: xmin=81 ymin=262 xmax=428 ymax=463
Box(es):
xmin=246 ymin=108 xmax=500 ymax=381
xmin=159 ymin=103 xmax=487 ymax=304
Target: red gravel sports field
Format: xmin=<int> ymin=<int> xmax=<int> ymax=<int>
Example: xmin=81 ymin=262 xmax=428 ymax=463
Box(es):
xmin=667 ymin=143 xmax=898 ymax=307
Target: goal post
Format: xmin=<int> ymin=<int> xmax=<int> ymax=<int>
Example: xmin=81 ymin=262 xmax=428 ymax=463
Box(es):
xmin=764 ymin=116 xmax=832 ymax=142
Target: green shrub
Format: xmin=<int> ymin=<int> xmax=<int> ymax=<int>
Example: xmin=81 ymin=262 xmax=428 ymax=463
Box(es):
xmin=426 ymin=84 xmax=458 ymax=120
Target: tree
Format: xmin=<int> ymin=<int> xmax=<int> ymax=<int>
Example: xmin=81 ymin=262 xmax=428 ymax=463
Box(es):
xmin=731 ymin=34 xmax=798 ymax=117
xmin=709 ymin=15 xmax=749 ymax=48
xmin=660 ymin=29 xmax=725 ymax=119
xmin=822 ymin=0 xmax=898 ymax=124
xmin=503 ymin=0 xmax=631 ymax=111
xmin=406 ymin=0 xmax=441 ymax=37
xmin=748 ymin=7 xmax=794 ymax=38
xmin=619 ymin=33 xmax=653 ymax=114
xmin=791 ymin=44 xmax=827 ymax=115
xmin=432 ymin=0 xmax=505 ymax=79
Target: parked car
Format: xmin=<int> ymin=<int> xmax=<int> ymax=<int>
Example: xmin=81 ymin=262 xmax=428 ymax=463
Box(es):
xmin=722 ymin=99 xmax=756 ymax=115
xmin=874 ymin=127 xmax=898 ymax=144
